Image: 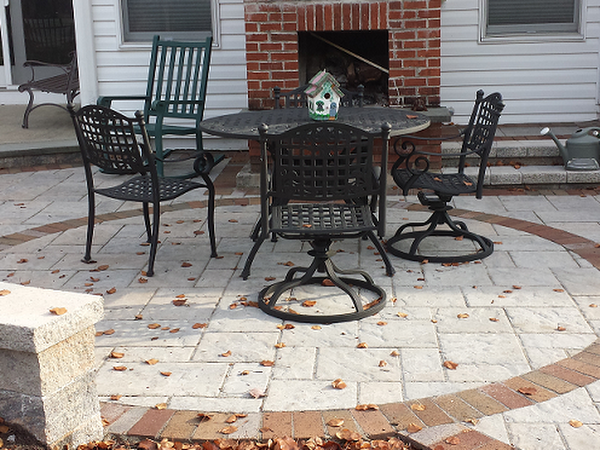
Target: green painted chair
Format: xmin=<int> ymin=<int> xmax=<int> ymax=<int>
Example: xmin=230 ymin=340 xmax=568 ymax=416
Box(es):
xmin=98 ymin=35 xmax=222 ymax=178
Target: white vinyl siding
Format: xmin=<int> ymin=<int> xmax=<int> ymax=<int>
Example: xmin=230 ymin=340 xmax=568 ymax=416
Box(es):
xmin=441 ymin=0 xmax=600 ymax=124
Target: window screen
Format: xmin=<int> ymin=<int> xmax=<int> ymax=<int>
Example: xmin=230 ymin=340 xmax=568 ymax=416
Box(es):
xmin=123 ymin=0 xmax=212 ymax=42
xmin=486 ymin=0 xmax=580 ymax=36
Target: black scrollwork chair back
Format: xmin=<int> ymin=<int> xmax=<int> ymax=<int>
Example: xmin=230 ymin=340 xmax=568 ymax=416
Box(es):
xmin=387 ymin=90 xmax=505 ymax=263
xmin=241 ymin=121 xmax=394 ymax=323
xmin=70 ymin=104 xmax=218 ymax=276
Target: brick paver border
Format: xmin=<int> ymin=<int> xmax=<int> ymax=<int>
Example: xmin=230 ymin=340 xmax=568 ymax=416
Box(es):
xmin=4 ymin=192 xmax=600 ymax=448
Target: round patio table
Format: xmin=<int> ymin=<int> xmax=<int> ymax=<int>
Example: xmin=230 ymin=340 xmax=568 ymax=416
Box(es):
xmin=199 ymin=106 xmax=430 ymax=139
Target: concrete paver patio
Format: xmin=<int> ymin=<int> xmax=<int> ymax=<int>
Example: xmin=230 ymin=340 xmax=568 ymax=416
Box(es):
xmin=2 ymin=160 xmax=600 ymax=449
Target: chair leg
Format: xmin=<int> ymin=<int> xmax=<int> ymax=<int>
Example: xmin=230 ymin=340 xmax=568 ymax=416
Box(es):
xmin=241 ymin=234 xmax=266 ymax=280
xmin=20 ymin=88 xmax=34 ymax=129
xmin=142 ymin=202 xmax=152 ymax=242
xmin=201 ymin=173 xmax=218 ymax=257
xmin=366 ymin=231 xmax=395 ymax=276
xmin=82 ymin=193 xmax=96 ymax=263
xmin=147 ymin=202 xmax=161 ymax=277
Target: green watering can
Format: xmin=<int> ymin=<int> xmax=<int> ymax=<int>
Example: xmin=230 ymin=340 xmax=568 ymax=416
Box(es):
xmin=541 ymin=126 xmax=600 ymax=171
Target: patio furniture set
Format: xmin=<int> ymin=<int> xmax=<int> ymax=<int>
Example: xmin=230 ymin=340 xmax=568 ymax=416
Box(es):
xmin=23 ymin=35 xmax=505 ymax=324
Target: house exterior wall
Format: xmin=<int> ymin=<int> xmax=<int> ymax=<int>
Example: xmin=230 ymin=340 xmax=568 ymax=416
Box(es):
xmin=442 ymin=0 xmax=600 ymax=124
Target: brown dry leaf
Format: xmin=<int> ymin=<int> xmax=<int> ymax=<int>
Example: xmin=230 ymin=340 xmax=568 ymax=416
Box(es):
xmin=181 ymin=262 xmax=193 ymax=268
xmin=160 ymin=372 xmax=172 ymax=377
xmin=554 ymin=288 xmax=565 ymax=292
xmin=406 ymin=423 xmax=423 ymax=433
xmin=113 ymin=366 xmax=128 ymax=371
xmin=197 ymin=413 xmax=212 ymax=422
xmin=336 ymin=429 xmax=361 ymax=441
xmin=49 ymin=307 xmax=67 ymax=316
xmin=302 ymin=300 xmax=317 ymax=307
xmin=110 ymin=394 xmax=122 ymax=401
xmin=414 ymin=285 xmax=424 ymax=289
xmin=390 ymin=350 xmax=400 ymax=357
xmin=84 ymin=282 xmax=94 ymax=287
xmin=465 ymin=418 xmax=479 ymax=425
xmin=410 ymin=403 xmax=426 ymax=411
xmin=20 ymin=280 xmax=30 ymax=286
xmin=97 ymin=265 xmax=110 ymax=271
xmin=443 ymin=360 xmax=459 ymax=370
xmin=355 ymin=404 xmax=379 ymax=411
xmin=110 ymin=351 xmax=125 ymax=359
xmin=364 ymin=297 xmax=382 ymax=310
xmin=445 ymin=436 xmax=460 ymax=445
xmin=377 ymin=321 xmax=388 ymax=326
xmin=249 ymin=388 xmax=265 ymax=398
xmin=311 ymin=325 xmax=322 ymax=330
xmin=103 ymin=329 xmax=115 ymax=335
xmin=332 ymin=378 xmax=347 ymax=389
xmin=260 ymin=360 xmax=275 ymax=367
xmin=557 ymin=326 xmax=567 ymax=331
xmin=518 ymin=387 xmax=537 ymax=396
xmin=489 ymin=317 xmax=500 ymax=322
xmin=51 ymin=269 xmax=60 ymax=274
xmin=378 ymin=360 xmax=388 ymax=367
xmin=275 ymin=343 xmax=286 ymax=348
xmin=265 ymin=276 xmax=276 ymax=281
xmin=327 ymin=418 xmax=345 ymax=427
xmin=145 ymin=358 xmax=159 ymax=365
xmin=397 ymin=312 xmax=408 ymax=318
xmin=155 ymin=403 xmax=167 ymax=410
xmin=226 ymin=415 xmax=238 ymax=424
xmin=321 ymin=278 xmax=335 ymax=286
xmin=148 ymin=323 xmax=161 ymax=329
xmin=192 ymin=323 xmax=208 ymax=329
xmin=0 ymin=289 xmax=10 ymax=296
xmin=431 ymin=319 xmax=438 ymax=323
xmin=569 ymin=419 xmax=583 ymax=428
xmin=17 ymin=258 xmax=28 ymax=264
xmin=172 ymin=299 xmax=187 ymax=306
xmin=106 ymin=287 xmax=117 ymax=295
xmin=221 ymin=350 xmax=232 ymax=357
xmin=90 ymin=277 xmax=100 ymax=282
xmin=457 ymin=313 xmax=469 ymax=319
xmin=357 ymin=342 xmax=368 ymax=348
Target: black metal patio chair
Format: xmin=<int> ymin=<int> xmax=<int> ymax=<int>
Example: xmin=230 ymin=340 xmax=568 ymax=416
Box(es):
xmin=387 ymin=90 xmax=505 ymax=263
xmin=241 ymin=121 xmax=394 ymax=323
xmin=70 ymin=104 xmax=217 ymax=277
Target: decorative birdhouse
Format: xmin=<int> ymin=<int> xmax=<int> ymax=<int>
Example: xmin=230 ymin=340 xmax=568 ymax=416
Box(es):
xmin=305 ymin=70 xmax=344 ymax=121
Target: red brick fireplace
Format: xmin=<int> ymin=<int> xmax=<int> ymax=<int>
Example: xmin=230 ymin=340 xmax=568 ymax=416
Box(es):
xmin=243 ymin=0 xmax=442 ymax=110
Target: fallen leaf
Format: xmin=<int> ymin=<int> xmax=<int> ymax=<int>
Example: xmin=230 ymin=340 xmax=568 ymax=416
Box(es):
xmin=113 ymin=366 xmax=128 ymax=371
xmin=443 ymin=360 xmax=459 ymax=370
xmin=260 ymin=360 xmax=275 ymax=367
xmin=336 ymin=429 xmax=361 ymax=441
xmin=197 ymin=413 xmax=212 ymax=422
xmin=457 ymin=313 xmax=469 ymax=319
xmin=357 ymin=342 xmax=368 ymax=348
xmin=249 ymin=388 xmax=265 ymax=398
xmin=103 ymin=329 xmax=115 ymax=335
xmin=553 ymin=288 xmax=565 ymax=292
xmin=192 ymin=323 xmax=208 ymax=329
xmin=327 ymin=418 xmax=345 ymax=427
xmin=160 ymin=372 xmax=172 ymax=377
xmin=106 ymin=287 xmax=117 ymax=295
xmin=302 ymin=300 xmax=317 ymax=307
xmin=0 ymin=289 xmax=10 ymax=296
xmin=390 ymin=350 xmax=400 ymax=357
xmin=557 ymin=326 xmax=567 ymax=331
xmin=148 ymin=323 xmax=161 ymax=329
xmin=49 ymin=307 xmax=67 ymax=316
xmin=591 ymin=303 xmax=599 ymax=308
xmin=97 ymin=265 xmax=110 ymax=271
xmin=465 ymin=418 xmax=479 ymax=425
xmin=275 ymin=343 xmax=286 ymax=348
xmin=311 ymin=325 xmax=322 ymax=330
xmin=410 ymin=403 xmax=426 ymax=411
xmin=414 ymin=285 xmax=423 ymax=289
xmin=17 ymin=258 xmax=28 ymax=264
xmin=145 ymin=358 xmax=159 ymax=365
xmin=332 ymin=378 xmax=347 ymax=389
xmin=155 ymin=403 xmax=167 ymax=410
xmin=110 ymin=394 xmax=122 ymax=401
xmin=377 ymin=321 xmax=388 ymax=326
xmin=221 ymin=350 xmax=232 ymax=357
xmin=265 ymin=276 xmax=276 ymax=281
xmin=569 ymin=419 xmax=583 ymax=428
xmin=517 ymin=387 xmax=537 ymax=396
xmin=489 ymin=317 xmax=500 ymax=322
xmin=181 ymin=262 xmax=192 ymax=268
xmin=51 ymin=269 xmax=60 ymax=274
xmin=138 ymin=277 xmax=148 ymax=284
xmin=378 ymin=360 xmax=388 ymax=367
xmin=226 ymin=415 xmax=238 ymax=424
xmin=110 ymin=351 xmax=125 ymax=359
xmin=355 ymin=404 xmax=379 ymax=411
xmin=406 ymin=423 xmax=422 ymax=433
xmin=240 ymin=370 xmax=250 ymax=376
xmin=397 ymin=312 xmax=408 ymax=318
xmin=172 ymin=298 xmax=187 ymax=306
xmin=169 ymin=328 xmax=180 ymax=334
xmin=445 ymin=436 xmax=460 ymax=445
xmin=322 ymin=279 xmax=335 ymax=286
xmin=90 ymin=277 xmax=100 ymax=282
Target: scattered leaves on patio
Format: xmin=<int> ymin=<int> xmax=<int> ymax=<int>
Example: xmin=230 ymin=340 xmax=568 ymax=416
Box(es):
xmin=265 ymin=277 xmax=276 ymax=281
xmin=311 ymin=325 xmax=322 ymax=330
xmin=355 ymin=404 xmax=379 ymax=411
xmin=146 ymin=359 xmax=159 ymax=365
xmin=98 ymin=265 xmax=110 ymax=271
xmin=275 ymin=343 xmax=286 ymax=348
xmin=225 ymin=415 xmax=238 ymax=424
xmin=193 ymin=323 xmax=208 ymax=329
xmin=413 ymin=285 xmax=423 ymax=289
xmin=357 ymin=342 xmax=368 ymax=349
xmin=277 ymin=324 xmax=295 ymax=330
xmin=554 ymin=288 xmax=565 ymax=292
xmin=160 ymin=372 xmax=172 ymax=377
xmin=377 ymin=321 xmax=387 ymax=326
xmin=51 ymin=269 xmax=60 ymax=274
xmin=109 ymin=394 xmax=122 ymax=401
xmin=327 ymin=418 xmax=345 ymax=427
xmin=113 ymin=366 xmax=127 ymax=371
xmin=181 ymin=262 xmax=193 ymax=268
xmin=148 ymin=323 xmax=161 ymax=329
xmin=336 ymin=429 xmax=361 ymax=441
xmin=390 ymin=350 xmax=400 ymax=357
xmin=402 ymin=423 xmax=422 ymax=434
xmin=397 ymin=312 xmax=408 ymax=318
xmin=260 ymin=360 xmax=275 ymax=367
xmin=364 ymin=297 xmax=382 ymax=309
xmin=0 ymin=289 xmax=10 ymax=296
xmin=410 ymin=403 xmax=426 ymax=411
xmin=170 ymin=328 xmax=180 ymax=334
xmin=569 ymin=419 xmax=583 ymax=428
xmin=302 ymin=300 xmax=317 ymax=307
xmin=106 ymin=287 xmax=117 ymax=295
xmin=221 ymin=350 xmax=232 ymax=357
xmin=557 ymin=326 xmax=567 ymax=331
xmin=16 ymin=258 xmax=28 ymax=264
xmin=322 ymin=279 xmax=335 ymax=286
xmin=445 ymin=436 xmax=460 ymax=445
xmin=90 ymin=277 xmax=100 ymax=282
xmin=489 ymin=317 xmax=500 ymax=322
xmin=197 ymin=413 xmax=212 ymax=422
xmin=110 ymin=351 xmax=124 ymax=359
xmin=20 ymin=280 xmax=30 ymax=285
xmin=240 ymin=370 xmax=250 ymax=376
xmin=378 ymin=360 xmax=387 ymax=367
xmin=332 ymin=379 xmax=347 ymax=389
xmin=443 ymin=361 xmax=459 ymax=370
xmin=172 ymin=298 xmax=187 ymax=306
xmin=194 ymin=230 xmax=205 ymax=235
xmin=138 ymin=277 xmax=148 ymax=283
xmin=49 ymin=307 xmax=67 ymax=316
xmin=155 ymin=403 xmax=167 ymax=410
xmin=590 ymin=303 xmax=598 ymax=308
xmin=457 ymin=313 xmax=469 ymax=319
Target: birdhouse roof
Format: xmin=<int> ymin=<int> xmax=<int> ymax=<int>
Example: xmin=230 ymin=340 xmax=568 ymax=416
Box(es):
xmin=304 ymin=70 xmax=344 ymax=98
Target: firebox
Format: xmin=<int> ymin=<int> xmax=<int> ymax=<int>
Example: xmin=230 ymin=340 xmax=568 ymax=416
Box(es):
xmin=243 ymin=0 xmax=442 ymax=110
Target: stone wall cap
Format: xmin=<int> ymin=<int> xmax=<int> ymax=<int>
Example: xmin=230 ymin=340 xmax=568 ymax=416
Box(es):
xmin=0 ymin=282 xmax=104 ymax=352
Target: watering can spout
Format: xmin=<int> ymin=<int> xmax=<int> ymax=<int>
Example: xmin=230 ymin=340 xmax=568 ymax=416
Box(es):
xmin=540 ymin=127 xmax=569 ymax=161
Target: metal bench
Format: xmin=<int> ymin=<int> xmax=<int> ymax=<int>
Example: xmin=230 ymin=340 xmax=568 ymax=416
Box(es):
xmin=18 ymin=52 xmax=79 ymax=129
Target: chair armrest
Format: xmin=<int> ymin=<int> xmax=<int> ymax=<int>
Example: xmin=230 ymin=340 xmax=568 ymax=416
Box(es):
xmin=193 ymin=151 xmax=225 ymax=175
xmin=97 ymin=95 xmax=149 ymax=107
xmin=399 ymin=130 xmax=464 ymax=141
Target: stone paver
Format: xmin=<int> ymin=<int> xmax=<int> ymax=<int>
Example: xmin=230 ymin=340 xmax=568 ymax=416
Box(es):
xmin=4 ymin=164 xmax=600 ymax=449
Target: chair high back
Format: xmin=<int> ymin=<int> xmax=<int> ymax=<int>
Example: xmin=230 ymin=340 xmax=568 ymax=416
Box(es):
xmin=73 ymin=105 xmax=153 ymax=178
xmin=268 ymin=122 xmax=379 ymax=204
xmin=144 ymin=35 xmax=212 ymax=126
xmin=456 ymin=90 xmax=504 ymax=198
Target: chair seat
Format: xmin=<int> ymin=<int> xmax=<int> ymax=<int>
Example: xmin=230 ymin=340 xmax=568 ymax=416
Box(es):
xmin=96 ymin=175 xmax=203 ymax=202
xmin=394 ymin=169 xmax=477 ymax=196
xmin=143 ymin=123 xmax=197 ymax=136
xmin=272 ymin=203 xmax=376 ymax=238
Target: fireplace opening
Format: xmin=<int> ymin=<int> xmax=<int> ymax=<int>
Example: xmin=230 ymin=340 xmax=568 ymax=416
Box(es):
xmin=298 ymin=31 xmax=389 ymax=106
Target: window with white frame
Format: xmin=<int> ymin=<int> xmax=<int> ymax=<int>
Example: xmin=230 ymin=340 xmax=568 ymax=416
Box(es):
xmin=122 ymin=0 xmax=214 ymax=42
xmin=484 ymin=0 xmax=581 ymax=37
